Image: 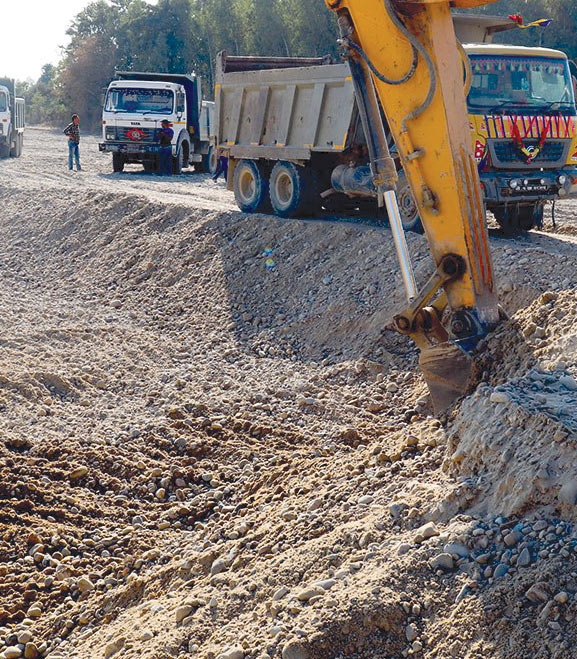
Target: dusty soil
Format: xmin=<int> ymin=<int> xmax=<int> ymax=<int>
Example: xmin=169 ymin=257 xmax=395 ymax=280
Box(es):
xmin=0 ymin=127 xmax=576 ymax=659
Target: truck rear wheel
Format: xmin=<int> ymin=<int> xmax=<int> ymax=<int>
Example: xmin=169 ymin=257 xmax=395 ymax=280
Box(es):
xmin=112 ymin=153 xmax=125 ymax=173
xmin=269 ymin=161 xmax=316 ymax=218
xmin=233 ymin=159 xmax=270 ymax=213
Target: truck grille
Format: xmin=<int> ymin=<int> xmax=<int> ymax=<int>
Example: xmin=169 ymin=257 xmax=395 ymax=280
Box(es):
xmin=109 ymin=126 xmax=156 ymax=142
xmin=489 ymin=139 xmax=568 ymax=168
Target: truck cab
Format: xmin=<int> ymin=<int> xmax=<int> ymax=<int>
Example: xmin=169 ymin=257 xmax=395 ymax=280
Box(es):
xmin=0 ymin=81 xmax=25 ymax=159
xmin=99 ymin=72 xmax=214 ymax=174
xmin=465 ymin=44 xmax=577 ymax=232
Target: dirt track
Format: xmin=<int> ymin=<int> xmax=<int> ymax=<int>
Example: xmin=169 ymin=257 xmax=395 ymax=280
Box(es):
xmin=0 ymin=127 xmax=577 ymax=659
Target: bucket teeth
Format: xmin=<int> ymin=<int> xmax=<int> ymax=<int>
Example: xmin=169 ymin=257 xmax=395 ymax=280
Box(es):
xmin=419 ymin=343 xmax=475 ymax=414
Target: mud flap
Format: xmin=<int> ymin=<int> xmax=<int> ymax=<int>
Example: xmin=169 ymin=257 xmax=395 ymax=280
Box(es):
xmin=419 ymin=342 xmax=476 ymax=414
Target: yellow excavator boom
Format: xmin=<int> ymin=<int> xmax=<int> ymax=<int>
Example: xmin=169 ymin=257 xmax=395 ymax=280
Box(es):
xmin=325 ymin=0 xmax=501 ymax=411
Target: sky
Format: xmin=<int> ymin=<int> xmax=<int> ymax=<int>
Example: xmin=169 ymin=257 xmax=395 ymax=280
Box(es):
xmin=0 ymin=0 xmax=156 ymax=82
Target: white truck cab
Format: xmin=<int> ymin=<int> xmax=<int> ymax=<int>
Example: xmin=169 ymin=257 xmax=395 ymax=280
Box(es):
xmin=0 ymin=80 xmax=25 ymax=159
xmin=99 ymin=72 xmax=213 ymax=174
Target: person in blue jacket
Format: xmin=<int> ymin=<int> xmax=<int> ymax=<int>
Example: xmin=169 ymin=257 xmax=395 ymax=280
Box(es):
xmin=158 ymin=119 xmax=174 ymax=176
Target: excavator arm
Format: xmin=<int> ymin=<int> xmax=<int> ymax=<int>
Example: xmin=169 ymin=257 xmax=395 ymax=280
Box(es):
xmin=325 ymin=0 xmax=501 ymax=411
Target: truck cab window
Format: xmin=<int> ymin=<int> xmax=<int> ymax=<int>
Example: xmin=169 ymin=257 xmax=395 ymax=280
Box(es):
xmin=0 ymin=93 xmax=7 ymax=112
xmin=105 ymin=88 xmax=174 ymax=114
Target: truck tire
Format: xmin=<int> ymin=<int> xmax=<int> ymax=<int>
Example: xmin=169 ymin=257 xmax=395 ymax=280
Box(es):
xmin=492 ymin=205 xmax=542 ymax=235
xmin=207 ymin=146 xmax=219 ymax=177
xmin=233 ymin=159 xmax=271 ymax=213
xmin=112 ymin=153 xmax=125 ymax=173
xmin=173 ymin=141 xmax=188 ymax=174
xmin=143 ymin=158 xmax=157 ymax=173
xmin=10 ymin=134 xmax=23 ymax=158
xmin=395 ymin=170 xmax=423 ymax=233
xmin=269 ymin=161 xmax=316 ymax=218
xmin=0 ymin=144 xmax=9 ymax=159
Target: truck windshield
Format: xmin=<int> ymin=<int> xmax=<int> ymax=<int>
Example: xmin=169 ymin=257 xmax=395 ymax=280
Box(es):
xmin=105 ymin=88 xmax=174 ymax=114
xmin=0 ymin=92 xmax=7 ymax=112
xmin=468 ymin=55 xmax=575 ymax=113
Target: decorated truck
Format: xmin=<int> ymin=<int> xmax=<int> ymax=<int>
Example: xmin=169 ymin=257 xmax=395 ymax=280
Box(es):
xmin=0 ymin=78 xmax=25 ymax=159
xmin=99 ymin=71 xmax=214 ymax=174
xmin=466 ymin=43 xmax=577 ymax=232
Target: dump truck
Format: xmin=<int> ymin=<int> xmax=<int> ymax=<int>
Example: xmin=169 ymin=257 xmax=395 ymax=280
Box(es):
xmin=99 ymin=71 xmax=214 ymax=174
xmin=0 ymin=78 xmax=25 ymax=159
xmin=215 ymin=20 xmax=577 ymax=234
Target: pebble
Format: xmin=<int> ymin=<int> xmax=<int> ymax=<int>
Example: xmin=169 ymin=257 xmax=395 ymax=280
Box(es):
xmin=216 ymin=647 xmax=244 ymax=659
xmin=281 ymin=641 xmax=310 ymax=659
xmin=430 ymin=553 xmax=454 ymax=571
xmin=307 ymin=498 xmax=323 ymax=512
xmin=517 ymin=547 xmax=531 ymax=567
xmin=24 ymin=643 xmax=39 ymax=659
xmin=211 ymin=558 xmax=226 ymax=576
xmin=358 ymin=495 xmax=374 ymax=505
xmin=68 ymin=466 xmax=89 ymax=480
xmin=413 ymin=522 xmax=439 ymax=543
xmin=554 ymin=591 xmax=569 ymax=604
xmin=77 ymin=576 xmax=95 ymax=593
xmin=4 ymin=648 xmax=23 ymax=659
xmin=490 ymin=391 xmax=510 ymax=404
xmin=272 ymin=586 xmax=289 ymax=601
xmin=297 ymin=586 xmax=325 ymax=601
xmin=405 ymin=623 xmax=418 ymax=642
xmin=176 ymin=605 xmax=194 ymax=623
xmin=559 ymin=375 xmax=577 ymax=391
xmin=526 ymin=582 xmax=550 ymax=603
xmin=443 ymin=543 xmax=469 ymax=558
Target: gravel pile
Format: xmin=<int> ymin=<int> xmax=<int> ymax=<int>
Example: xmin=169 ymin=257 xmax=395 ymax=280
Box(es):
xmin=0 ymin=128 xmax=576 ymax=658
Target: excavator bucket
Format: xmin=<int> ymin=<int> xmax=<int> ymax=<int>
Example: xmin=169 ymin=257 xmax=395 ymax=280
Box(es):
xmin=419 ymin=342 xmax=476 ymax=414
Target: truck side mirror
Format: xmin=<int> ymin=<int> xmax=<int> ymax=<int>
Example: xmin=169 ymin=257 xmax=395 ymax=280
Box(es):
xmin=176 ymin=92 xmax=185 ymax=115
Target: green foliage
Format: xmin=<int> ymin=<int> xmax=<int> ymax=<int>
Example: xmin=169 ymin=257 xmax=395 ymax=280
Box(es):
xmin=21 ymin=0 xmax=577 ymax=131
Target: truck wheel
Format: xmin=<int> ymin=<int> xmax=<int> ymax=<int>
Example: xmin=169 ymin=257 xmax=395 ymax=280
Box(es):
xmin=207 ymin=146 xmax=219 ymax=176
xmin=0 ymin=144 xmax=9 ymax=159
xmin=233 ymin=159 xmax=270 ymax=213
xmin=269 ymin=161 xmax=316 ymax=218
xmin=395 ymin=170 xmax=423 ymax=233
xmin=143 ymin=158 xmax=157 ymax=173
xmin=173 ymin=142 xmax=188 ymax=174
xmin=10 ymin=134 xmax=23 ymax=158
xmin=493 ymin=205 xmax=542 ymax=235
xmin=112 ymin=153 xmax=125 ymax=173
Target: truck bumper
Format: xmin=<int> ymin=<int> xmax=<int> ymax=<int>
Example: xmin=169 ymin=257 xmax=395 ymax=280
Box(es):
xmin=98 ymin=142 xmax=162 ymax=155
xmin=480 ymin=169 xmax=576 ymax=205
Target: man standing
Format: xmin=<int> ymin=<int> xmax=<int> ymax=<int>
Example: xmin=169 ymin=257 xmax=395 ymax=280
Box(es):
xmin=63 ymin=114 xmax=81 ymax=171
xmin=158 ymin=119 xmax=174 ymax=176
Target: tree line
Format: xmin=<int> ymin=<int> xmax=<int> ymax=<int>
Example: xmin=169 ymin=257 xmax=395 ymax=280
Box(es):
xmin=16 ymin=0 xmax=577 ymax=132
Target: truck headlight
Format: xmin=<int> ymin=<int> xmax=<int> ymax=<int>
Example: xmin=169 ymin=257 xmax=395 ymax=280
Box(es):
xmin=509 ymin=179 xmax=520 ymax=189
xmin=557 ymin=174 xmax=567 ymax=185
xmin=105 ymin=127 xmax=115 ymax=140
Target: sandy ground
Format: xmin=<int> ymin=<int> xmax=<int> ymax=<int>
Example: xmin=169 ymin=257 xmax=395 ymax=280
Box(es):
xmin=0 ymin=127 xmax=576 ymax=659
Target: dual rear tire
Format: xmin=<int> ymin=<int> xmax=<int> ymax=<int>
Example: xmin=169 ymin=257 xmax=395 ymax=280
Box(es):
xmin=232 ymin=159 xmax=317 ymax=217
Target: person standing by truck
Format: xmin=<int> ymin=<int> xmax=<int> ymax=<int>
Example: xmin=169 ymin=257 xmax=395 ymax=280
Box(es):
xmin=63 ymin=114 xmax=81 ymax=171
xmin=158 ymin=119 xmax=174 ymax=176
